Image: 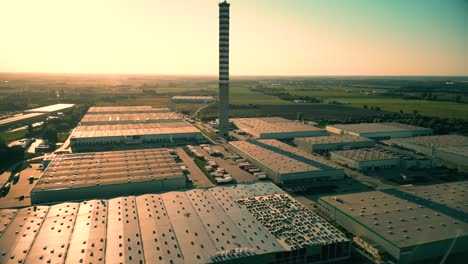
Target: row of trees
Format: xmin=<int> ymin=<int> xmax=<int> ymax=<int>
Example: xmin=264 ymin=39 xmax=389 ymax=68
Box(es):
xmin=316 ymin=111 xmax=468 ymax=136
xmin=0 ymin=140 xmax=24 ymax=170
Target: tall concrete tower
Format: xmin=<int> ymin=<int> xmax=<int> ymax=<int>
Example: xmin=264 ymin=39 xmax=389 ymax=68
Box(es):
xmin=218 ymin=0 xmax=230 ymax=138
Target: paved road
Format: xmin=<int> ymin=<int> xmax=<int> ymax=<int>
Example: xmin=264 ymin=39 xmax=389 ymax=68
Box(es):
xmin=0 ymin=164 xmax=42 ymax=209
xmin=176 ymin=147 xmax=214 ymax=188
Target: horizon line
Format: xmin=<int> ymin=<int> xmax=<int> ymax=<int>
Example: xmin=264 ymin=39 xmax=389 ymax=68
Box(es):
xmin=1 ymin=71 xmax=467 ymax=78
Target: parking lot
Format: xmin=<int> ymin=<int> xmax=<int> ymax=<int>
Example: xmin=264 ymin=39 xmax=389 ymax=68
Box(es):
xmin=193 ymin=145 xmax=259 ymax=183
xmin=176 ymin=147 xmax=214 ymax=188
xmin=0 ymin=164 xmax=43 ymax=209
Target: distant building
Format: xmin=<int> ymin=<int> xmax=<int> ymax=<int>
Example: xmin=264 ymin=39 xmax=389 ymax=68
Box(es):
xmin=232 ymin=117 xmax=327 ymax=139
xmin=170 ymin=96 xmax=216 ymax=104
xmin=330 ymin=147 xmax=434 ymax=171
xmin=2 ymin=182 xmax=351 ymax=264
xmin=80 ymin=112 xmax=183 ymax=125
xmin=294 ymin=134 xmax=375 ymax=153
xmin=69 ymin=106 xmax=203 ymax=151
xmin=24 ymin=103 xmax=75 ymax=114
xmin=86 ymin=106 xmax=171 ymax=114
xmin=386 ymin=135 xmax=468 ymax=172
xmin=31 ymin=148 xmax=186 ymax=204
xmin=318 ymin=182 xmax=468 ymax=263
xmin=326 ymin=122 xmax=432 ymax=140
xmin=230 ymin=139 xmax=344 ymax=185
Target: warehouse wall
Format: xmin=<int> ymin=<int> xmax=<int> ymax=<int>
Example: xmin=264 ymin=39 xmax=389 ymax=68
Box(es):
xmin=434 ymin=149 xmax=468 ymax=172
xmin=317 ymin=199 xmax=402 ymax=260
xmin=31 ymin=177 xmax=186 ymax=204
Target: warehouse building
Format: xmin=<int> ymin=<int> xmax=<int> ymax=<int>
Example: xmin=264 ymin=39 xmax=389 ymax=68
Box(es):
xmin=1 ymin=182 xmax=351 ymax=264
xmin=171 ymin=95 xmax=217 ymax=104
xmin=24 ymin=103 xmax=75 ymax=114
xmin=0 ymin=112 xmax=46 ymax=129
xmin=317 ymin=181 xmax=468 ymax=263
xmin=386 ymin=135 xmax=468 ymax=172
xmin=294 ymin=134 xmax=375 ymax=153
xmin=326 ymin=122 xmax=432 ymax=140
xmin=30 ymin=148 xmax=186 ymax=204
xmin=232 ymin=117 xmax=327 ymax=139
xmin=330 ymin=146 xmax=434 ymax=171
xmin=80 ymin=112 xmax=183 ymax=125
xmin=70 ymin=122 xmax=203 ymax=151
xmin=86 ymin=106 xmax=171 ymax=114
xmin=229 ymin=139 xmax=344 ymax=185
xmin=1 ymin=103 xmax=75 ymax=129
xmin=331 ymin=148 xmax=400 ymax=171
xmin=70 ymin=106 xmax=203 ymax=151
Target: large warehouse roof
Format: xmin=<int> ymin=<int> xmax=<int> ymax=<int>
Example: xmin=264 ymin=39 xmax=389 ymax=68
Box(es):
xmin=320 ymin=181 xmax=468 ymax=249
xmin=24 ymin=103 xmax=75 ymax=113
xmin=230 ymin=140 xmax=322 ymax=173
xmin=0 ymin=112 xmax=45 ymax=126
xmin=231 ymin=117 xmax=325 ymax=137
xmin=0 ymin=182 xmax=348 ymax=264
xmin=32 ymin=148 xmax=183 ymax=191
xmin=70 ymin=122 xmax=200 ymax=138
xmin=332 ymin=148 xmax=399 ymax=161
xmin=80 ymin=112 xmax=182 ymax=124
xmin=87 ymin=106 xmax=171 ymax=114
xmin=328 ymin=122 xmax=431 ymax=134
xmin=388 ymin=135 xmax=468 ymax=149
xmin=296 ymin=135 xmax=373 ymax=145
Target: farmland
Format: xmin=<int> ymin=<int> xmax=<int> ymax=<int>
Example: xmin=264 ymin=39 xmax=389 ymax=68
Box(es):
xmin=0 ymin=73 xmax=467 ymax=136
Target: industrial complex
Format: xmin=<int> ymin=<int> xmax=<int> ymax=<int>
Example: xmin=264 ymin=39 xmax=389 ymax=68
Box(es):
xmin=232 ymin=117 xmax=327 ymax=139
xmin=1 ymin=2 xmax=467 ymax=264
xmin=386 ymin=135 xmax=468 ymax=172
xmin=294 ymin=134 xmax=375 ymax=153
xmin=30 ymin=148 xmax=186 ymax=204
xmin=1 ymin=182 xmax=350 ymax=264
xmin=326 ymin=122 xmax=432 ymax=140
xmin=70 ymin=106 xmax=203 ymax=151
xmin=318 ymin=181 xmax=468 ymax=263
xmin=229 ymin=139 xmax=344 ymax=185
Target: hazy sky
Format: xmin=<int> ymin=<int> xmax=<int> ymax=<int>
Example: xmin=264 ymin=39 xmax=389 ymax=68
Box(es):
xmin=0 ymin=0 xmax=467 ymax=76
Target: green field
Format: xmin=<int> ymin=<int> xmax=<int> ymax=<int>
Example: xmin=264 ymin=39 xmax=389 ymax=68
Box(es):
xmin=230 ymin=87 xmax=290 ymax=104
xmin=330 ymin=98 xmax=468 ymax=120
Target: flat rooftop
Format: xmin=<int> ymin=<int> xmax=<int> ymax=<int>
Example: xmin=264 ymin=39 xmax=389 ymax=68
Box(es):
xmin=232 ymin=117 xmax=324 ymax=136
xmin=388 ymin=135 xmax=468 ymax=149
xmin=332 ymin=148 xmax=399 ymax=161
xmin=1 ymin=182 xmax=348 ymax=264
xmin=171 ymin=96 xmax=216 ymax=100
xmin=0 ymin=112 xmax=45 ymax=126
xmin=24 ymin=103 xmax=75 ymax=113
xmin=328 ymin=122 xmax=431 ymax=134
xmin=320 ymin=181 xmax=468 ymax=249
xmin=87 ymin=106 xmax=171 ymax=114
xmin=80 ymin=112 xmax=182 ymax=124
xmin=296 ymin=135 xmax=374 ymax=145
xmin=32 ymin=148 xmax=183 ymax=191
xmin=437 ymin=146 xmax=468 ymax=157
xmin=70 ymin=122 xmax=200 ymax=138
xmin=230 ymin=140 xmax=322 ymax=173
